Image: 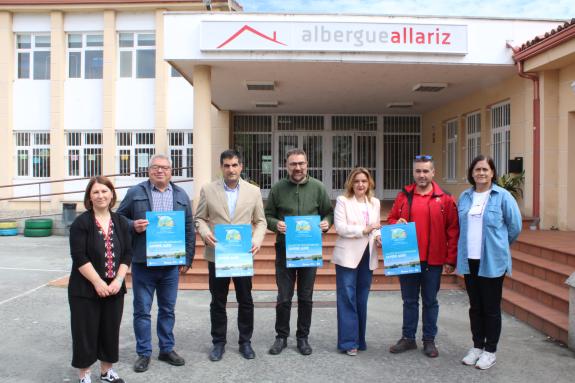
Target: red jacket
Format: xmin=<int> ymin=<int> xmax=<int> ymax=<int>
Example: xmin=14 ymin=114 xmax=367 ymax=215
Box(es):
xmin=387 ymin=181 xmax=459 ymax=266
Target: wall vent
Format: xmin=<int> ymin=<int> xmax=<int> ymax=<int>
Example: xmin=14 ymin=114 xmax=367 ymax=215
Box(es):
xmin=254 ymin=101 xmax=279 ymax=108
xmin=412 ymin=83 xmax=448 ymax=92
xmin=386 ymin=102 xmax=414 ymax=108
xmin=246 ymin=81 xmax=275 ymax=91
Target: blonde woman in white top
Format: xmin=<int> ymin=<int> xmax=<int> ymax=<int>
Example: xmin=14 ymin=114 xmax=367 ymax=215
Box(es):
xmin=332 ymin=167 xmax=381 ymax=356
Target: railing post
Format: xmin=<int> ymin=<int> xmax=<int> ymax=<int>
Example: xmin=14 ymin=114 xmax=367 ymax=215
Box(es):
xmin=38 ymin=182 xmax=42 ymax=215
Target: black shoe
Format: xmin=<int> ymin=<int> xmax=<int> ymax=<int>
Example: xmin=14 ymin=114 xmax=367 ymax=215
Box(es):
xmin=209 ymin=343 xmax=225 ymax=362
xmin=269 ymin=337 xmax=287 ymax=355
xmin=239 ymin=342 xmax=256 ymax=359
xmin=423 ymin=340 xmax=439 ymax=358
xmin=158 ymin=350 xmax=185 ymax=366
xmin=133 ymin=355 xmax=150 ymax=373
xmin=389 ymin=338 xmax=417 ymax=354
xmin=297 ymin=338 xmax=312 ymax=356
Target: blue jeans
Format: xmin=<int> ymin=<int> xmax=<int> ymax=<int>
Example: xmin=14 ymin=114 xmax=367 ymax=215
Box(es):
xmin=398 ymin=262 xmax=443 ymax=341
xmin=336 ymin=246 xmax=373 ymax=351
xmin=131 ymin=263 xmax=180 ymax=357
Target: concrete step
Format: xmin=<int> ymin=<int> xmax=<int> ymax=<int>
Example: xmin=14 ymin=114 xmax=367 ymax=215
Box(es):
xmin=512 ymin=250 xmax=574 ymax=287
xmin=501 ymin=288 xmax=568 ymax=344
xmin=503 ymin=271 xmax=569 ymax=314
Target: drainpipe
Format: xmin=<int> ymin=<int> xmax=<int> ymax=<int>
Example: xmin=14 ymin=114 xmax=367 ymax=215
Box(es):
xmin=507 ymin=42 xmax=540 ymax=228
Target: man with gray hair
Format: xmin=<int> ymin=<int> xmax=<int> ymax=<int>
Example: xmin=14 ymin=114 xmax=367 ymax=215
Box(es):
xmin=117 ymin=154 xmax=195 ymax=373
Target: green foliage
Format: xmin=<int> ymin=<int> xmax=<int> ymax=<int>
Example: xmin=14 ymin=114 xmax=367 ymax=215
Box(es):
xmin=496 ymin=170 xmax=525 ymax=200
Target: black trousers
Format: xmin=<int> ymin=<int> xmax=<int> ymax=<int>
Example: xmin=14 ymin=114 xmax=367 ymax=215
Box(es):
xmin=274 ymin=242 xmax=317 ymax=340
xmin=69 ymin=293 xmax=125 ymax=369
xmin=208 ymin=261 xmax=254 ymax=345
xmin=464 ymin=259 xmax=505 ymax=353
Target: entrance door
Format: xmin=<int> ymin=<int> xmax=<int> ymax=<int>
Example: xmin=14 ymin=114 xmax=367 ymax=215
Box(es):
xmin=331 ymin=133 xmax=377 ymax=198
xmin=275 ymin=133 xmax=324 ymax=182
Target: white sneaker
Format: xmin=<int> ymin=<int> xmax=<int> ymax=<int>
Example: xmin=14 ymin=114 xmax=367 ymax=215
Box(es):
xmin=100 ymin=368 xmax=124 ymax=383
xmin=461 ymin=347 xmax=483 ymax=365
xmin=475 ymin=351 xmax=496 ymax=370
xmin=79 ymin=372 xmax=91 ymax=383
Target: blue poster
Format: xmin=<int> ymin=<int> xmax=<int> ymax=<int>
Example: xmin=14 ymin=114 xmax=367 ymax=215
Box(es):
xmin=145 ymin=211 xmax=186 ymax=266
xmin=380 ymin=222 xmax=421 ymax=276
xmin=285 ymin=215 xmax=323 ymax=268
xmin=214 ymin=224 xmax=253 ymax=278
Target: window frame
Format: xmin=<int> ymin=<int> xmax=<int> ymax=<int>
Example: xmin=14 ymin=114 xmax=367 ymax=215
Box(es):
xmin=67 ymin=33 xmax=104 ymax=80
xmin=491 ymin=102 xmax=511 ymax=175
xmin=14 ymin=132 xmax=51 ymax=178
xmin=118 ymin=31 xmax=156 ymax=79
xmin=15 ymin=33 xmax=51 ymax=80
xmin=115 ymin=131 xmax=155 ymax=177
xmin=65 ymin=132 xmax=103 ymax=177
xmin=445 ymin=118 xmax=458 ymax=181
xmin=168 ymin=130 xmax=193 ymax=178
xmin=466 ymin=111 xmax=481 ymax=170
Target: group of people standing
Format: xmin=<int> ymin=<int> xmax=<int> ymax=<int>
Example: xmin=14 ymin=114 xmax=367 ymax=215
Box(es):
xmin=67 ymin=149 xmax=521 ymax=383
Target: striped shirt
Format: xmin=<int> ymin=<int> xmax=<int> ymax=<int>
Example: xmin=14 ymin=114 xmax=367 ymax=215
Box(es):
xmin=151 ymin=182 xmax=173 ymax=212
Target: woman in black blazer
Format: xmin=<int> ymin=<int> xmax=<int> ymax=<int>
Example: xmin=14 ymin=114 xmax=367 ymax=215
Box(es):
xmin=68 ymin=176 xmax=131 ymax=383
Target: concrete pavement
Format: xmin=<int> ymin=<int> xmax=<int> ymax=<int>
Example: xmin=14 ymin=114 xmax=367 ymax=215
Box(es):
xmin=0 ymin=235 xmax=573 ymax=383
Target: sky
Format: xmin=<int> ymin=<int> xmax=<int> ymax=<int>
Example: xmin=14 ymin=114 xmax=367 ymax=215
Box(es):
xmin=239 ymin=0 xmax=575 ymax=20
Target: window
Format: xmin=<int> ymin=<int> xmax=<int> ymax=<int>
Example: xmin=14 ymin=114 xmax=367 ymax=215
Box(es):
xmin=446 ymin=119 xmax=458 ymax=180
xmin=116 ymin=132 xmax=155 ymax=177
xmin=14 ymin=132 xmax=50 ymax=177
xmin=68 ymin=33 xmax=103 ymax=79
xmin=233 ymin=115 xmax=272 ymax=189
xmin=466 ymin=112 xmax=481 ymax=169
xmin=491 ymin=102 xmax=510 ymax=175
xmin=171 ymin=67 xmax=182 ymax=77
xmin=66 ymin=132 xmax=102 ymax=177
xmin=16 ymin=34 xmax=51 ymax=80
xmin=168 ymin=131 xmax=193 ymax=178
xmin=118 ymin=32 xmax=155 ymax=79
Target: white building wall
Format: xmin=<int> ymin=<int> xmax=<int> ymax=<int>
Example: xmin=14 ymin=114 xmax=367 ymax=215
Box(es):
xmin=64 ymin=81 xmax=103 ymax=131
xmin=13 ymin=13 xmax=50 ymax=32
xmin=64 ymin=13 xmax=104 ymax=31
xmin=167 ymin=77 xmax=194 ymax=131
xmin=115 ymin=79 xmax=155 ymax=130
xmin=13 ymin=81 xmax=51 ymax=131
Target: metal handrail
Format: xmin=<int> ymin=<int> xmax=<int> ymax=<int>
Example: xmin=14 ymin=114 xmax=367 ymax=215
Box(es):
xmin=0 ymin=166 xmax=193 ymax=220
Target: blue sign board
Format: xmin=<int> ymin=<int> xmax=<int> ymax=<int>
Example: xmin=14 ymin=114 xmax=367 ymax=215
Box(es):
xmin=380 ymin=222 xmax=421 ymax=276
xmin=214 ymin=224 xmax=253 ymax=278
xmin=285 ymin=215 xmax=323 ymax=268
xmin=145 ymin=211 xmax=186 ymax=266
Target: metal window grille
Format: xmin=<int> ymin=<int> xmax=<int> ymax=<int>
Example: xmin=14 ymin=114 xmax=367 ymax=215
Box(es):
xmin=277 ymin=115 xmax=324 ymax=131
xmin=116 ymin=132 xmax=155 ymax=177
xmin=233 ymin=116 xmax=272 ymax=188
xmin=382 ymin=116 xmax=421 ymax=198
xmin=466 ymin=112 xmax=481 ymax=169
xmin=14 ymin=132 xmax=50 ymax=177
xmin=118 ymin=32 xmax=156 ymax=79
xmin=65 ymin=132 xmax=103 ymax=177
xmin=67 ymin=33 xmax=103 ymax=79
xmin=168 ymin=131 xmax=193 ymax=178
xmin=446 ymin=119 xmax=458 ymax=180
xmin=491 ymin=102 xmax=510 ymax=175
xmin=16 ymin=33 xmax=51 ymax=80
xmin=331 ymin=116 xmax=377 ymax=191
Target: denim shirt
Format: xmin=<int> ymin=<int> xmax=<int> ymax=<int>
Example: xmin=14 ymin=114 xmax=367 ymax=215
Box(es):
xmin=456 ymin=183 xmax=522 ymax=278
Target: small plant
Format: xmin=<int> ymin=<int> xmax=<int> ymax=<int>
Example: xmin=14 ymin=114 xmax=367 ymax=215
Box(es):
xmin=497 ymin=170 xmax=525 ymax=200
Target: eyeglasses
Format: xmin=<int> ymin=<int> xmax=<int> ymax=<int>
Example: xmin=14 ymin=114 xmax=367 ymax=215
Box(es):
xmin=149 ymin=165 xmax=171 ymax=171
xmin=415 ymin=155 xmax=432 ymax=161
xmin=288 ymin=161 xmax=307 ymax=168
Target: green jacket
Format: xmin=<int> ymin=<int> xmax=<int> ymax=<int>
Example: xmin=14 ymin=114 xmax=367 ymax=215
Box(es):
xmin=265 ymin=176 xmax=334 ymax=243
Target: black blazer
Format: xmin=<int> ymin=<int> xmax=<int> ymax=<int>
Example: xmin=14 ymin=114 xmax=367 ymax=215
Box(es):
xmin=68 ymin=211 xmax=132 ymax=299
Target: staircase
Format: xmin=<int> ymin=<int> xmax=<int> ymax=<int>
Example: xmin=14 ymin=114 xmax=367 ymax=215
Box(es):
xmin=500 ymin=231 xmax=573 ymax=344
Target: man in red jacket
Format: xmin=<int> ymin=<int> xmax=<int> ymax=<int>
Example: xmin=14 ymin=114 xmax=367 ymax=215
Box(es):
xmin=387 ymin=155 xmax=459 ymax=358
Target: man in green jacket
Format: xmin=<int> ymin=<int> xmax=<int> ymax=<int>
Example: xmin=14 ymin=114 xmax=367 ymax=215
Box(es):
xmin=265 ymin=148 xmax=334 ymax=356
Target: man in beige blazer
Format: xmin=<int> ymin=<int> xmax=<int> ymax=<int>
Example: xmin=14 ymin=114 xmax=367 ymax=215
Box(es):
xmin=195 ymin=149 xmax=267 ymax=362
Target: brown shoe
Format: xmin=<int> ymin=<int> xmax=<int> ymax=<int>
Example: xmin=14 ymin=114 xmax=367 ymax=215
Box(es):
xmin=389 ymin=338 xmax=417 ymax=353
xmin=423 ymin=340 xmax=439 ymax=358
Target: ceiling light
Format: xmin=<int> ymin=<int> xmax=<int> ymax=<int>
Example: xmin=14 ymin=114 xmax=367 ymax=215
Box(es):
xmin=246 ymin=81 xmax=276 ymax=91
xmin=412 ymin=83 xmax=448 ymax=92
xmin=387 ymin=102 xmax=414 ymax=108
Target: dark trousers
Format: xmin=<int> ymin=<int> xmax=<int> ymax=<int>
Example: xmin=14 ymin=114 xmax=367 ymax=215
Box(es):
xmin=69 ymin=293 xmax=124 ymax=369
xmin=398 ymin=261 xmax=443 ymax=341
xmin=208 ymin=261 xmax=254 ymax=345
xmin=464 ymin=259 xmax=505 ymax=353
xmin=274 ymin=242 xmax=317 ymax=340
xmin=336 ymin=246 xmax=373 ymax=351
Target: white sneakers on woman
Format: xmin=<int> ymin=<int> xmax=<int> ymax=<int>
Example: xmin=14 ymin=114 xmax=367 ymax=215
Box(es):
xmin=461 ymin=348 xmax=496 ymax=369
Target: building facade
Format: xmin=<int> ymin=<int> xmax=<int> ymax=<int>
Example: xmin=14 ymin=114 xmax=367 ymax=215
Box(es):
xmin=1 ymin=2 xmax=574 ymax=231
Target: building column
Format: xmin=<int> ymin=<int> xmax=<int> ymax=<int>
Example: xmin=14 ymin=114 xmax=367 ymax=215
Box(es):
xmin=192 ymin=65 xmax=212 ymax=205
xmin=0 ymin=12 xmax=13 ymax=207
xmin=102 ymin=10 xmax=117 ymax=176
xmin=50 ymin=11 xmax=66 ymax=209
xmin=154 ymin=9 xmax=168 ymax=154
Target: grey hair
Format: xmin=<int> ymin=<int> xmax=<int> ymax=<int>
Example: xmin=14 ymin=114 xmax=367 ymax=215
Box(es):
xmin=148 ymin=154 xmax=173 ymax=167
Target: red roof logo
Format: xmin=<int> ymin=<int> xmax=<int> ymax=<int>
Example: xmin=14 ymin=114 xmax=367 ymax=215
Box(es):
xmin=217 ymin=24 xmax=287 ymax=48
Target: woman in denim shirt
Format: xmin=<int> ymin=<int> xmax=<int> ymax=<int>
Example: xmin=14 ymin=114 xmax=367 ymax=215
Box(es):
xmin=457 ymin=155 xmax=522 ymax=370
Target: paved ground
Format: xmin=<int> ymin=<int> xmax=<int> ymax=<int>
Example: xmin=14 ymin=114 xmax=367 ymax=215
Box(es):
xmin=0 ymin=235 xmax=574 ymax=383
